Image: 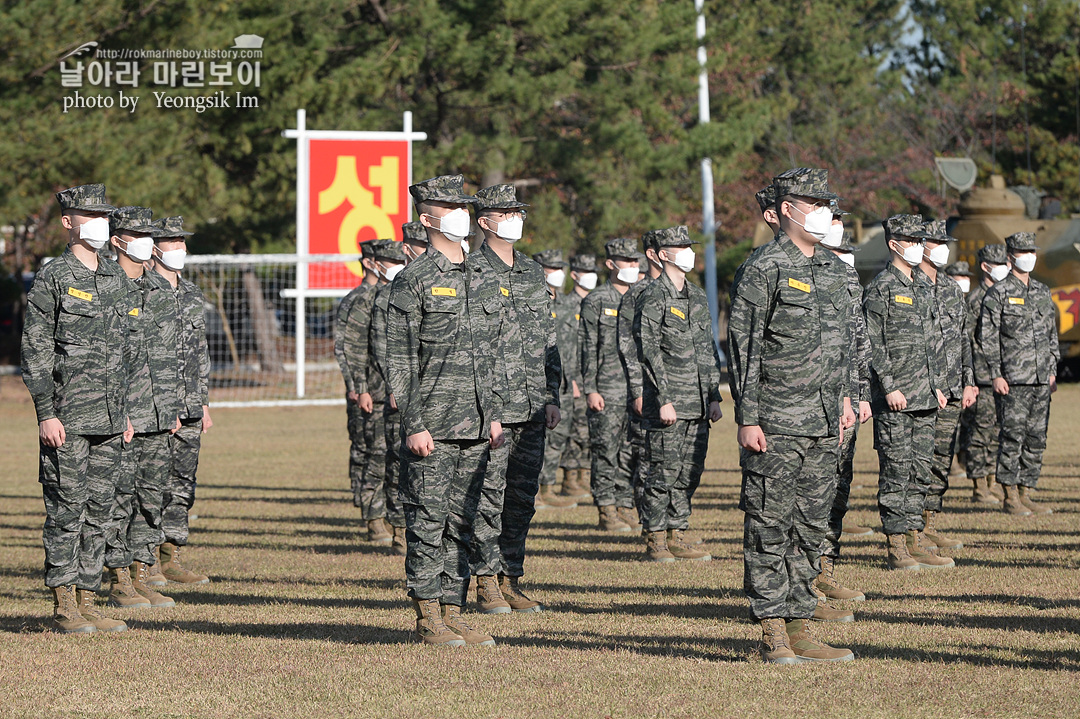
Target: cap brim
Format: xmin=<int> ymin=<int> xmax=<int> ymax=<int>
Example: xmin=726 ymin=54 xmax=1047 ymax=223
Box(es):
xmin=478 ymin=201 xmax=529 ymax=211
xmin=154 ymin=231 xmax=193 ymax=239
xmin=424 ymin=193 xmax=478 ymax=205
xmin=73 ymin=203 xmax=118 ymax=213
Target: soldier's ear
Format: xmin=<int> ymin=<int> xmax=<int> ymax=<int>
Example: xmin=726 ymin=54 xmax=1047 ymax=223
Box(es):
xmin=418 ymin=213 xmax=434 ymax=229
xmin=61 ymin=214 xmax=74 ymax=231
xmin=605 ymin=258 xmax=615 ymax=272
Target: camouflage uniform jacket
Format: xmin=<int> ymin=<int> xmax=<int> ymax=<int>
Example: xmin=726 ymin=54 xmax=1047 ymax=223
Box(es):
xmin=967 ymin=282 xmax=993 ymax=386
xmin=922 ymin=269 xmax=975 ymax=398
xmin=369 ymin=280 xmax=393 ymax=395
xmin=21 ymin=249 xmax=130 ymax=434
xmin=634 ymin=271 xmax=723 ymax=422
xmin=335 ymin=282 xmax=384 ymax=400
xmin=580 ymin=281 xmax=631 ymax=401
xmin=727 ymin=232 xmax=853 ymax=437
xmin=551 ymin=291 xmax=581 ymax=394
xmin=124 ymin=270 xmax=181 ymax=433
xmin=843 ymin=264 xmax=872 ymax=404
xmin=386 ymin=247 xmax=498 ymax=440
xmin=168 ymin=274 xmax=210 ymax=420
xmin=979 ymin=273 xmax=1060 ymax=385
xmin=617 ymin=274 xmax=654 ymax=401
xmin=862 ymin=263 xmax=947 ymax=413
xmin=469 ymin=242 xmax=560 ymax=424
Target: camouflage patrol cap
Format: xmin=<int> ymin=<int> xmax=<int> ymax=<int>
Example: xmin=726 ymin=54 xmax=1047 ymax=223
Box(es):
xmin=56 ymin=183 xmax=116 ymax=214
xmin=1005 ymin=232 xmax=1038 ymax=252
xmin=359 ymin=239 xmax=378 ymax=259
xmin=945 ymin=261 xmax=973 ymax=277
xmin=401 ymin=221 xmax=428 ymax=245
xmin=474 ymin=184 xmax=529 ymax=212
xmin=532 ymin=249 xmax=568 ymax=269
xmin=110 ymin=206 xmax=156 ymax=236
xmin=372 ymin=239 xmax=407 ymax=263
xmin=646 ymin=225 xmax=697 ymax=248
xmin=772 ymin=168 xmax=838 ymax=202
xmin=883 ymin=214 xmax=928 ymax=240
xmin=977 ymin=243 xmax=1008 ymax=265
xmin=755 ymin=184 xmax=777 ymax=213
xmin=152 ymin=216 xmax=193 ymax=239
xmin=830 ymin=198 xmax=850 ymax=216
xmin=923 ymin=219 xmax=956 ymax=242
xmin=605 ymin=237 xmax=640 ymax=260
xmin=409 ymin=174 xmax=477 ymax=206
xmin=570 ymin=253 xmax=598 ymax=272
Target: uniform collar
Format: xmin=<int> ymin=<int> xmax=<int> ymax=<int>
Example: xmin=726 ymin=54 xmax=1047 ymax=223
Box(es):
xmin=886 ymin=262 xmax=914 ymax=287
xmin=776 ymin=231 xmax=820 ymax=267
xmin=427 ymin=244 xmax=466 ymax=272
xmin=479 ymin=240 xmax=526 ymax=273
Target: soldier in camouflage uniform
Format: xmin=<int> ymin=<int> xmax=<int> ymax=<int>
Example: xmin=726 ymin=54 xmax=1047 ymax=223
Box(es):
xmin=467 ymin=184 xmax=561 ymax=615
xmin=103 ymin=206 xmax=179 ymax=610
xmin=917 ymin=220 xmax=977 ymax=552
xmin=386 ymin=175 xmax=502 ymax=647
xmin=533 ymin=249 xmax=580 ymax=510
xmin=728 ymin=169 xmax=855 ymax=663
xmin=980 ymin=232 xmax=1059 ymax=516
xmin=557 ymin=254 xmax=597 ymax=500
xmin=22 ymin=184 xmax=130 ymax=633
xmin=945 ymin=261 xmax=973 ymax=294
xmin=961 ymin=244 xmax=1010 ymax=504
xmin=863 ymin=214 xmax=952 ymax=571
xmin=151 ymin=215 xmax=213 ymax=585
xmin=580 ymin=238 xmax=641 ymax=532
xmin=634 ymin=226 xmax=723 ymax=563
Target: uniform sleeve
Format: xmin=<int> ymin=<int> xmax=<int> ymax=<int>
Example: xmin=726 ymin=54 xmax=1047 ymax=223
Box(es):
xmin=700 ymin=297 xmax=724 ymax=405
xmin=1048 ymin=291 xmax=1061 ymax=369
xmin=862 ymin=286 xmax=899 ymax=396
xmin=386 ymin=280 xmax=425 ymax=436
xmin=346 ymin=291 xmax=377 ymax=396
xmin=959 ymin=291 xmax=975 ymax=388
xmin=636 ymin=292 xmax=669 ymax=408
xmin=727 ymin=264 xmax=770 ymax=426
xmin=195 ymin=294 xmax=210 ymax=406
xmin=370 ymin=296 xmax=389 ymax=385
xmin=853 ymin=301 xmax=872 ymax=403
xmin=980 ymin=289 xmax=1004 ymax=380
xmin=543 ymin=302 xmax=561 ymax=408
xmin=333 ymin=293 xmax=357 ymax=394
xmin=579 ymin=297 xmax=601 ymax=396
xmin=618 ymin=290 xmax=644 ymax=400
xmin=21 ymin=275 xmax=59 ymax=423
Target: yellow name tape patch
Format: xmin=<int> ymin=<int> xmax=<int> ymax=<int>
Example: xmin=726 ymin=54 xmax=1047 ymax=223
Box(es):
xmin=894 ymin=295 xmax=913 ymax=305
xmin=500 ymin=286 xmax=510 ymax=297
xmin=551 ymin=311 xmax=557 ymax=318
xmin=670 ymin=307 xmax=686 ymax=320
xmin=431 ymin=287 xmax=457 ymax=297
xmin=603 ymin=308 xmax=618 ymax=317
xmin=787 ymin=278 xmax=811 ymax=293
xmin=67 ymin=287 xmax=92 ymax=302
xmin=1008 ymin=297 xmax=1025 ymax=305
xmin=128 ymin=308 xmax=140 ymax=316
xmin=575 ymin=313 xmax=580 ymax=321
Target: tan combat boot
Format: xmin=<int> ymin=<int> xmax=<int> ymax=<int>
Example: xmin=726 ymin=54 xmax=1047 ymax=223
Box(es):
xmin=812 ymin=603 xmax=854 ymax=622
xmin=597 ymin=505 xmax=631 ymax=533
xmin=988 ymin=473 xmax=1004 ymax=501
xmin=972 ymin=476 xmax=1000 ymax=504
xmin=681 ymin=528 xmax=705 ymax=546
xmin=77 ymin=589 xmax=128 ymax=632
xmin=885 ymin=533 xmax=920 ymax=571
xmin=145 ymin=546 xmax=167 ymax=587
xmin=390 ymin=525 xmax=407 ymax=556
xmin=906 ymin=530 xmax=955 ymax=569
xmin=667 ymin=529 xmax=711 ymax=561
xmin=760 ymin=618 xmax=798 ymax=664
xmin=51 ymin=586 xmax=96 ymax=634
xmin=412 ymin=598 xmax=465 ymax=647
xmin=922 ymin=510 xmax=963 ymax=551
xmin=441 ymin=605 xmax=496 ymax=647
xmin=1002 ymin=484 xmax=1032 ymax=516
xmin=535 ymin=485 xmax=578 ymax=510
xmin=1018 ymin=485 xmax=1053 ymax=515
xmin=559 ymin=469 xmax=592 ymax=502
xmin=786 ymin=619 xmax=854 ymax=662
xmin=841 ymin=521 xmax=874 ymax=536
xmin=367 ymin=518 xmax=392 ymax=545
xmin=617 ymin=506 xmax=641 ymax=531
xmin=815 ymin=556 xmax=865 ymax=602
xmin=108 ymin=566 xmax=151 ymax=609
xmin=474 ymin=575 xmax=511 ymax=614
xmin=645 ymin=530 xmax=676 ymax=563
xmin=160 ymin=543 xmax=210 ymax=584
xmin=132 ymin=562 xmax=176 ymax=607
xmin=498 ymin=574 xmax=544 ymax=613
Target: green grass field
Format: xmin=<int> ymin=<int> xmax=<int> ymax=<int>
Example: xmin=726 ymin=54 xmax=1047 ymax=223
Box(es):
xmin=1 ymin=376 xmax=1078 ymax=718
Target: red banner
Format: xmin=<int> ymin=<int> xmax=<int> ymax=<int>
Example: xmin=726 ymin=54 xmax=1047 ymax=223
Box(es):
xmin=308 ymin=139 xmax=409 ymax=289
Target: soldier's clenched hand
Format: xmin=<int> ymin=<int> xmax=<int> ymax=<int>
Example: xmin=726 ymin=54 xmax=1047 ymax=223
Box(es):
xmin=587 ymin=392 xmax=605 ymax=412
xmin=659 ymin=402 xmax=677 ymax=426
xmin=39 ymin=418 xmax=65 ymax=448
xmin=545 ymin=405 xmax=561 ymax=430
xmin=993 ymin=377 xmax=1009 ymax=396
xmin=489 ymin=421 xmax=505 ymax=449
xmin=406 ymin=430 xmax=435 ymax=458
xmin=936 ymin=390 xmax=947 ymax=409
xmin=858 ymin=401 xmax=873 ymax=424
xmin=708 ymin=401 xmax=722 ymax=423
xmin=885 ymin=390 xmax=907 ymax=412
xmin=632 ymin=396 xmax=643 ymax=416
xmin=123 ymin=417 xmax=135 ymax=444
xmin=961 ymin=385 xmax=978 ymax=409
xmin=358 ymin=392 xmax=374 ymax=414
xmin=738 ymin=424 xmax=767 ymax=452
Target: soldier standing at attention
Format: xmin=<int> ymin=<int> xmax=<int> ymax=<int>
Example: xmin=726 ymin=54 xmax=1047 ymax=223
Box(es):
xmin=635 ymin=226 xmax=723 ymax=563
xmin=386 ymin=175 xmax=503 ymax=647
xmin=148 ymin=216 xmax=213 ymax=586
xmin=103 ymin=207 xmax=179 ymax=610
xmin=558 ymin=254 xmax=598 ymax=502
xmin=22 ymin=184 xmax=131 ymax=633
xmin=980 ymin=232 xmax=1059 ymax=516
xmin=917 ymin=220 xmax=977 ymax=552
xmin=580 ymin=239 xmax=641 ymax=532
xmin=334 ymin=241 xmax=391 ymax=544
xmin=467 ymin=184 xmax=561 ymax=615
xmin=862 ymin=215 xmax=951 ymax=572
xmin=728 ymin=169 xmax=856 ymax=663
xmin=961 ymin=245 xmax=1011 ymax=505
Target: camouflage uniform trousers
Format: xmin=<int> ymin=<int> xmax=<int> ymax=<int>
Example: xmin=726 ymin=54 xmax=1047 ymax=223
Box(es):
xmin=403 ymin=439 xmax=488 ymax=606
xmin=961 ymin=387 xmax=999 ymax=479
xmin=539 ymin=389 xmax=573 ymax=487
xmin=39 ymin=432 xmax=124 ymax=590
xmin=740 ymin=434 xmax=839 ymax=621
xmin=105 ymin=430 xmax=171 ymax=569
xmin=357 ymin=405 xmax=388 ymax=521
xmin=874 ymin=408 xmax=936 ymax=535
xmin=822 ymin=421 xmax=860 ymax=559
xmin=346 ymin=400 xmax=367 ymax=508
xmin=561 ymin=394 xmax=590 ymax=470
xmin=587 ymin=404 xmax=634 ymax=508
xmin=471 ymin=421 xmax=546 ymax=578
xmin=383 ymin=402 xmax=405 ymax=529
xmin=628 ymin=410 xmax=647 ymax=513
xmin=995 ymin=383 xmax=1052 ymax=488
xmin=925 ymin=399 xmax=963 ymax=512
xmin=162 ymin=418 xmax=202 ymax=546
xmin=640 ymin=419 xmax=708 ymax=532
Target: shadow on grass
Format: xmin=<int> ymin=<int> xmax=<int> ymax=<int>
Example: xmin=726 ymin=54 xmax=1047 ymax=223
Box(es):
xmin=172 ymin=589 xmax=410 ymax=612
xmin=200 ymin=484 xmax=347 ymax=494
xmin=846 ymin=641 xmax=1080 ymax=671
xmin=510 ymin=628 xmax=755 ymax=662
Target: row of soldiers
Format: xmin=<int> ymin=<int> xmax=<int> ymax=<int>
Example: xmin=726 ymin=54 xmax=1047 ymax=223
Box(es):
xmin=729 ymin=168 xmax=1059 ymax=663
xmin=334 ymin=175 xmax=724 ymax=647
xmin=22 ymin=184 xmax=213 ymax=634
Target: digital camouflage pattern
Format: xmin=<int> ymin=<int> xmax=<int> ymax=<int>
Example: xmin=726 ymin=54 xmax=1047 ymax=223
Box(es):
xmin=163 ymin=419 xmax=202 ymax=545
xmin=995 ymin=384 xmax=1052 ymax=488
xmin=153 ymin=215 xmax=193 ymax=238
xmin=55 ymin=183 xmax=116 ymax=213
xmin=920 ymin=268 xmax=974 ymax=400
xmin=617 ymin=275 xmax=654 ymax=403
xmin=604 ymin=237 xmax=638 ymax=259
xmin=109 ymin=206 xmax=156 ymax=236
xmin=926 ymin=399 xmax=962 ymax=512
xmin=124 ymin=270 xmax=181 ymax=434
xmin=370 ymin=280 xmax=405 ymax=528
xmin=532 ymin=248 xmax=567 ymax=269
xmin=408 ymin=174 xmax=477 ymax=206
xmin=978 ymin=243 xmax=1008 ymax=267
xmin=960 ymin=277 xmax=1000 ymax=478
xmin=539 ymin=289 xmax=577 ymax=487
xmin=883 ymin=213 xmax=929 ymax=239
xmin=980 ymin=273 xmax=1059 ymax=386
xmin=106 ymin=430 xmax=171 ymax=568
xmin=402 ymin=221 xmax=428 ymax=245
xmin=755 ymin=184 xmax=777 ymax=213
xmin=1005 ymin=231 xmax=1038 ymax=252
xmin=570 ymin=253 xmax=598 ymax=273
xmin=874 ymin=408 xmax=937 ymax=534
xmin=946 ymin=261 xmax=973 ymax=277
xmin=560 ymin=290 xmax=590 ymax=471
xmin=771 ymin=168 xmax=837 ymax=202
xmin=166 ymin=273 xmax=210 ymax=421
xmin=967 ymin=281 xmax=993 ymax=386
xmin=474 ymin=183 xmax=529 ymax=211
xmin=334 ymin=282 xmax=380 ymax=398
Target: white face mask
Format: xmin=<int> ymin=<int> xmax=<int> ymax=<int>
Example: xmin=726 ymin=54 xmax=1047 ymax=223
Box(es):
xmin=577 ymin=272 xmax=598 ymax=291
xmin=121 ymin=236 xmax=154 ymax=262
xmin=546 ymin=269 xmax=566 ymax=288
xmin=79 ymin=217 xmax=110 ymax=249
xmin=158 ymin=248 xmax=187 ymax=271
xmin=1012 ymin=253 xmax=1036 ymax=273
xmin=429 ymin=208 xmax=471 ymax=243
xmin=893 ymin=240 xmax=924 ymax=267
xmin=666 ymin=247 xmax=696 ymax=273
xmin=790 ymin=203 xmax=832 ymax=241
xmin=616 ymin=265 xmax=640 ymax=284
xmin=821 ymin=223 xmax=845 ymax=248
xmin=490 ymin=216 xmax=523 ymax=242
xmin=461 ymin=239 xmax=470 ymax=254
xmin=955 ymin=277 xmax=971 ymax=293
xmin=926 ymin=243 xmax=951 ymax=268
xmin=382 ymin=263 xmax=404 ymax=282
xmin=989 ymin=263 xmax=1011 ymax=282
xmin=838 ymin=252 xmax=856 ymax=268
